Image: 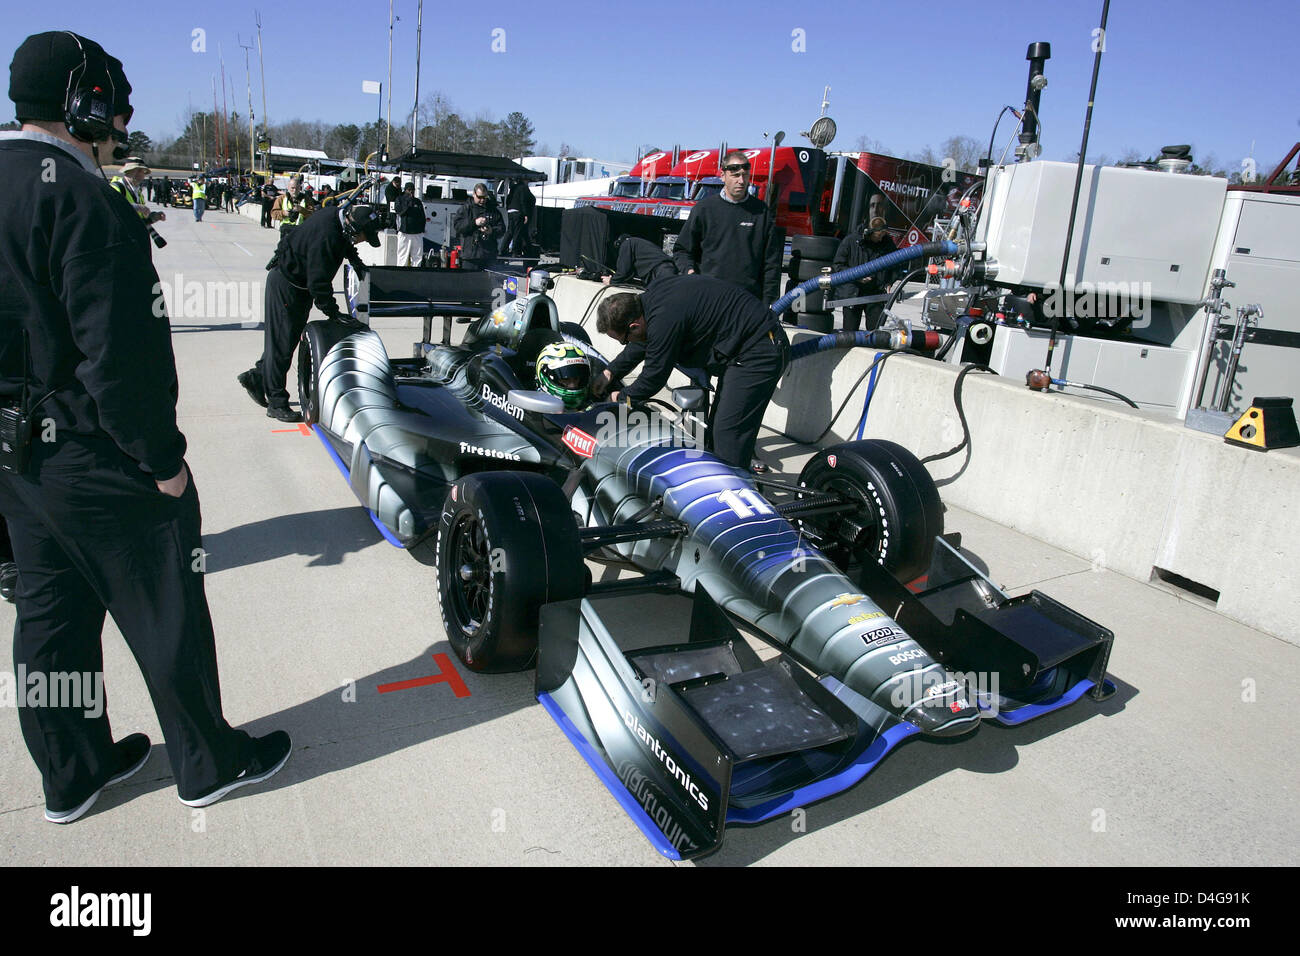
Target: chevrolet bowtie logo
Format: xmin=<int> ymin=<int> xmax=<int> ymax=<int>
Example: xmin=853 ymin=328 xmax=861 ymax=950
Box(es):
xmin=830 ymin=593 xmax=867 ymax=608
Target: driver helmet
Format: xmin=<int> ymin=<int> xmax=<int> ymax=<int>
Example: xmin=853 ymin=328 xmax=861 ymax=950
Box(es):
xmin=535 ymin=342 xmax=591 ymax=410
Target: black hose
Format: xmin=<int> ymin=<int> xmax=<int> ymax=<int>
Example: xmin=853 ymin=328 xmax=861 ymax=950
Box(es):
xmin=920 ymin=364 xmax=997 ymax=465
xmin=1052 ymin=379 xmax=1139 ymax=409
xmin=1046 ymin=0 xmax=1111 ymax=374
xmin=769 ymin=348 xmax=924 ymax=447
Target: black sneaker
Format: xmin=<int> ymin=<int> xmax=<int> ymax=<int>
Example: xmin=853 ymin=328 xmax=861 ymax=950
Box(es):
xmin=750 ymin=459 xmax=770 ymax=475
xmin=266 ymin=405 xmax=303 ymax=423
xmin=0 ymin=561 xmax=17 ymax=603
xmin=237 ymin=368 xmax=268 ymax=408
xmin=45 ymin=733 xmax=152 ymax=824
xmin=179 ymin=731 xmax=292 ymax=808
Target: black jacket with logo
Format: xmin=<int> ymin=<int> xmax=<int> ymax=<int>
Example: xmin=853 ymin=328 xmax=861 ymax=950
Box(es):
xmin=0 ymin=136 xmax=186 ymax=480
xmin=672 ymin=193 xmax=782 ymax=304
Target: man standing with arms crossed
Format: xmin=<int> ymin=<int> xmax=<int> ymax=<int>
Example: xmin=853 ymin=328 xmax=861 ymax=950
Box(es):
xmin=0 ymin=31 xmax=291 ymax=823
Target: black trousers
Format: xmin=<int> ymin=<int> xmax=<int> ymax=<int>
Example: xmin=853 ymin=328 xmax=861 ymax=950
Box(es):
xmin=503 ymin=210 xmax=529 ymax=256
xmin=257 ymin=268 xmax=314 ymax=408
xmin=0 ymin=438 xmax=251 ymax=809
xmin=708 ymin=327 xmax=790 ymax=468
xmin=260 ymin=198 xmax=274 ymax=228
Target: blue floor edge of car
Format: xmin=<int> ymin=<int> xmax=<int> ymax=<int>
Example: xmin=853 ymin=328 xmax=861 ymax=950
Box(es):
xmin=980 ymin=678 xmax=1099 ymax=726
xmin=537 ymin=691 xmax=683 ymax=861
xmin=312 ymin=424 xmax=407 ymax=549
xmin=724 ymin=721 xmax=921 ymax=825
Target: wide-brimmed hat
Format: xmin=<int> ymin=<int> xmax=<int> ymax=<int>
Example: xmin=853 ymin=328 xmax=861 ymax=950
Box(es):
xmin=121 ymin=157 xmax=149 ymax=174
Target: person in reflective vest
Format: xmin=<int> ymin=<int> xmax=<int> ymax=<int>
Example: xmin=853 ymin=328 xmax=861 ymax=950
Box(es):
xmin=191 ymin=175 xmax=207 ymax=221
xmin=110 ymin=157 xmax=165 ymax=225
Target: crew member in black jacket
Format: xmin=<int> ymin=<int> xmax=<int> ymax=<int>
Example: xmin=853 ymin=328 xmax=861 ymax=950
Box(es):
xmin=602 ymin=235 xmax=679 ymax=288
xmin=596 ymin=275 xmax=788 ymax=469
xmin=672 ymin=150 xmax=782 ymax=304
xmin=452 ymin=183 xmax=503 ymax=271
xmin=831 ymin=217 xmax=900 ymax=332
xmin=503 ymin=178 xmax=536 ymax=256
xmin=394 ymin=181 xmax=426 ymax=267
xmin=238 ymin=202 xmax=383 ymax=421
xmin=0 ymin=32 xmax=291 ymax=822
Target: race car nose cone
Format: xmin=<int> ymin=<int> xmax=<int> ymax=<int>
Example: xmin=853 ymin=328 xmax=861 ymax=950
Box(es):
xmin=912 ymin=695 xmax=982 ymax=737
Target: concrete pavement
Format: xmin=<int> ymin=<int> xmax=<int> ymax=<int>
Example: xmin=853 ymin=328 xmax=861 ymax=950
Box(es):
xmin=1 ymin=206 xmax=1294 ymax=866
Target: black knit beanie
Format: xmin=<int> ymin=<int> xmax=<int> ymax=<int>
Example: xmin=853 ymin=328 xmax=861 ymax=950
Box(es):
xmin=8 ymin=31 xmax=128 ymax=123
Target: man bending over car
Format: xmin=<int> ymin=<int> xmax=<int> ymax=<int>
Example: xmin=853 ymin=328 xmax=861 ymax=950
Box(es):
xmin=595 ymin=275 xmax=788 ymax=471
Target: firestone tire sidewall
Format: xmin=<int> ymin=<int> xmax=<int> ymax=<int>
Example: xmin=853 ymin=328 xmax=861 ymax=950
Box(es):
xmin=435 ymin=472 xmax=583 ymax=673
xmin=798 ymin=439 xmax=943 ymax=584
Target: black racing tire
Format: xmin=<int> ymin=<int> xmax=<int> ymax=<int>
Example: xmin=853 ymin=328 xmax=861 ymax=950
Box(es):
xmin=795 ymin=256 xmax=835 ymax=282
xmin=559 ymin=320 xmax=591 ymax=345
xmin=798 ymin=439 xmax=943 ymax=585
xmin=298 ymin=319 xmax=354 ymax=426
xmin=791 ymin=234 xmax=839 ymax=260
xmin=436 ymin=471 xmax=585 ymax=672
xmin=790 ymin=287 xmax=830 ymax=313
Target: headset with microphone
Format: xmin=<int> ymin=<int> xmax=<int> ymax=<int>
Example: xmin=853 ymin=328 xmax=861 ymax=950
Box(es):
xmin=62 ymin=33 xmax=129 ymax=160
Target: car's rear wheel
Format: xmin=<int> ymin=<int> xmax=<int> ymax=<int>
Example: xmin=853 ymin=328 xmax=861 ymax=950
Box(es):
xmin=797 ymin=439 xmax=943 ymax=585
xmin=436 ymin=472 xmax=585 ymax=672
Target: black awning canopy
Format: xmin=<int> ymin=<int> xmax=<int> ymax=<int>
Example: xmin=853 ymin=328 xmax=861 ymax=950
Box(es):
xmin=392 ymin=149 xmax=545 ymax=182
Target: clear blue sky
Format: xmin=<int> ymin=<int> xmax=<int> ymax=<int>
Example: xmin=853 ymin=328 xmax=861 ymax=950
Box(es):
xmin=8 ymin=0 xmax=1297 ymax=170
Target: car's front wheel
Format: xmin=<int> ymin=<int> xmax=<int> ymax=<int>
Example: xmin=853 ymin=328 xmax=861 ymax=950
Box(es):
xmin=797 ymin=439 xmax=943 ymax=586
xmin=436 ymin=472 xmax=585 ymax=672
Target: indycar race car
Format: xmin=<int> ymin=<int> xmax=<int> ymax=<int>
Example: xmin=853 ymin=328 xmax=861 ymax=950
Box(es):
xmin=301 ymin=266 xmax=1116 ymax=860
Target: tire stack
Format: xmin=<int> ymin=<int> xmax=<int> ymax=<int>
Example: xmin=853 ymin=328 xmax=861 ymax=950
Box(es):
xmin=783 ymin=234 xmax=839 ymax=334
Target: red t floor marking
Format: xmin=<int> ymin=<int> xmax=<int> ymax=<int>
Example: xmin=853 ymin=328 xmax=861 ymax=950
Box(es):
xmin=377 ymin=652 xmax=472 ymax=698
xmin=271 ymin=423 xmax=313 ymax=435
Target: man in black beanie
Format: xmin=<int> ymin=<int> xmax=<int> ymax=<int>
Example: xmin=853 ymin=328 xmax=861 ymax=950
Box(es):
xmin=0 ymin=31 xmax=291 ymax=823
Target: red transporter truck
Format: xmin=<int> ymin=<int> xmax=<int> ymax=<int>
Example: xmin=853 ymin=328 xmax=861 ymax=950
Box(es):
xmin=834 ymin=151 xmax=983 ymax=249
xmin=578 ymin=148 xmax=693 ymax=211
xmin=558 ymin=146 xmax=978 ymax=260
xmin=577 ymin=146 xmax=833 ymax=233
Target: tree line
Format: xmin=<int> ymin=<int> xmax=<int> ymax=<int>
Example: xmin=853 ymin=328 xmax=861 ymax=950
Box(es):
xmin=133 ymin=91 xmax=537 ymax=171
xmin=854 ymin=132 xmax=1277 ymax=185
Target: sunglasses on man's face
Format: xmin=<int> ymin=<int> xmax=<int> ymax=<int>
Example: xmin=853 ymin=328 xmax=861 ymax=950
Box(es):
xmin=722 ymin=164 xmax=751 ymax=174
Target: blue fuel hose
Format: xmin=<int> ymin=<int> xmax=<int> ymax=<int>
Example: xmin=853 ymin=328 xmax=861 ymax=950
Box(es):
xmin=770 ymin=239 xmax=960 ymax=316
